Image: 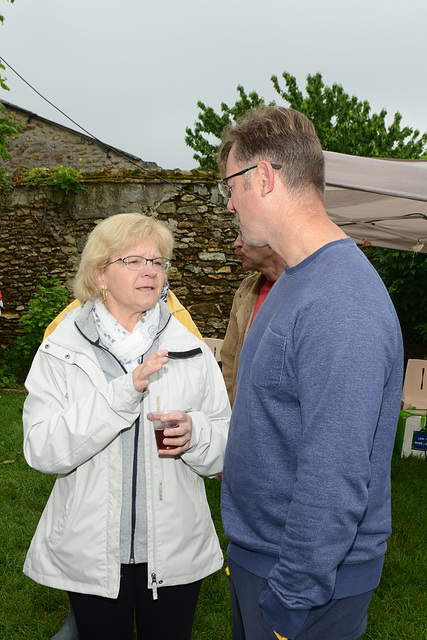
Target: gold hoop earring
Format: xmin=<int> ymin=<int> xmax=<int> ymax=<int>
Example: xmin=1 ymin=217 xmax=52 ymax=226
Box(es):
xmin=102 ymin=288 xmax=108 ymax=302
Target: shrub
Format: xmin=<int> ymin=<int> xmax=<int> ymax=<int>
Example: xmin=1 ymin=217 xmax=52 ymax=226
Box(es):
xmin=49 ymin=166 xmax=87 ymax=194
xmin=0 ymin=275 xmax=71 ymax=386
xmin=22 ymin=166 xmax=87 ymax=194
xmin=22 ymin=167 xmax=49 ymax=188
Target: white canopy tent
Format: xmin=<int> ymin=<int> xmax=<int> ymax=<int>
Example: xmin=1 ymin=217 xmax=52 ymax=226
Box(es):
xmin=324 ymin=152 xmax=427 ymax=254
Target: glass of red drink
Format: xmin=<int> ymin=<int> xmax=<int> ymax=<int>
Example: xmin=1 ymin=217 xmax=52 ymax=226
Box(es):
xmin=150 ymin=411 xmax=180 ymax=450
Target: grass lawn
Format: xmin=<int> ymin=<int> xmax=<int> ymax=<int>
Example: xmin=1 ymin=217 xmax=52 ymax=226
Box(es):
xmin=1 ymin=390 xmax=426 ymax=639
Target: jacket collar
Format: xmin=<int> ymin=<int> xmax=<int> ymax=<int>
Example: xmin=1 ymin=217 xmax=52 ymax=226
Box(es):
xmin=45 ymin=299 xmax=202 ymax=360
xmin=73 ymin=300 xmax=172 ymax=345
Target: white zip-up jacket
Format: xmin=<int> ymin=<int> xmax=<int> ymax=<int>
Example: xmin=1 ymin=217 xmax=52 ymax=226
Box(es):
xmin=23 ymin=302 xmax=230 ymax=599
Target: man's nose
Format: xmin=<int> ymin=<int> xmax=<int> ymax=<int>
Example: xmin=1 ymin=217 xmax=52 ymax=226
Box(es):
xmin=227 ymin=197 xmax=236 ymax=214
xmin=234 ymin=234 xmax=243 ymax=250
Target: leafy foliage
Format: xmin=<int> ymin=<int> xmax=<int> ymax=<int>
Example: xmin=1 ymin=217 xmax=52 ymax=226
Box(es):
xmin=364 ymin=247 xmax=427 ymax=344
xmin=0 ymin=100 xmax=21 ymax=160
xmin=22 ymin=165 xmax=87 ymax=193
xmin=185 ymin=71 xmax=427 ymax=170
xmin=49 ymin=165 xmax=87 ymax=193
xmin=17 ymin=275 xmax=71 ymax=353
xmin=0 ymin=359 xmax=18 ymax=388
xmin=22 ymin=167 xmax=48 ymax=187
xmin=0 ymin=275 xmax=71 ymax=386
xmin=0 ymin=58 xmax=10 ymax=91
xmin=272 ymin=71 xmax=427 ymax=159
xmin=185 ymin=86 xmax=271 ymax=171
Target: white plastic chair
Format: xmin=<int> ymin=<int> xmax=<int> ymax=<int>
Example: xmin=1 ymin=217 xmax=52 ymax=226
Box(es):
xmin=204 ymin=338 xmax=224 ymax=363
xmin=402 ymin=359 xmax=427 ymax=410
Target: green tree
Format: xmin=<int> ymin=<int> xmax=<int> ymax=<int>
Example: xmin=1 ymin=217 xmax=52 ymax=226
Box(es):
xmin=185 ymin=70 xmax=427 ymax=170
xmin=185 ymin=85 xmax=271 ymax=171
xmin=272 ymin=71 xmax=427 ymax=159
xmin=364 ymin=247 xmax=427 ymax=347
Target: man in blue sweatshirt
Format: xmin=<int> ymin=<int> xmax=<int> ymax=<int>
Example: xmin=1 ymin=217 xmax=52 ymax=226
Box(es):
xmin=217 ymin=107 xmax=403 ymax=640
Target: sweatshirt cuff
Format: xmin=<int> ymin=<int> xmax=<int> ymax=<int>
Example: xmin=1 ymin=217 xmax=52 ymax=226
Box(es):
xmin=259 ymin=588 xmax=309 ymax=640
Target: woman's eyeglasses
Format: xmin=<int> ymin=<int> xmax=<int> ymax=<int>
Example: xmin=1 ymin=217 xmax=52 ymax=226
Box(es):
xmin=107 ymin=256 xmax=171 ymax=272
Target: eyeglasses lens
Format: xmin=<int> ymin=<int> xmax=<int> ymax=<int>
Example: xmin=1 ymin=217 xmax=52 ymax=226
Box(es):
xmin=126 ymin=257 xmax=170 ymax=272
xmin=219 ymin=183 xmax=232 ymax=200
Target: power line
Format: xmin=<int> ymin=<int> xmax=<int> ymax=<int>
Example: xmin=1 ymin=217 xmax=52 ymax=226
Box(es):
xmin=0 ymin=55 xmax=225 ymax=209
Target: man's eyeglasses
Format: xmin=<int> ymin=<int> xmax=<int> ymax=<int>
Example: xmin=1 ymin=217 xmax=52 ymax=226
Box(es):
xmin=107 ymin=256 xmax=171 ymax=272
xmin=217 ymin=163 xmax=282 ymax=200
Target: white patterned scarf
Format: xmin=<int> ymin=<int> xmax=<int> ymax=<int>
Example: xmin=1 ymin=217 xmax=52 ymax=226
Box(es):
xmin=92 ymin=300 xmax=160 ymax=370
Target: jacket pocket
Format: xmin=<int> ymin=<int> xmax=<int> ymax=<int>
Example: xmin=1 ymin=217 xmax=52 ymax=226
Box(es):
xmin=176 ymin=463 xmax=212 ymax=531
xmin=45 ymin=473 xmax=76 ymax=546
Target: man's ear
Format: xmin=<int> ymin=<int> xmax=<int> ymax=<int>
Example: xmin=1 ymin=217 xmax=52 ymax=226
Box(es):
xmin=257 ymin=161 xmax=275 ymax=197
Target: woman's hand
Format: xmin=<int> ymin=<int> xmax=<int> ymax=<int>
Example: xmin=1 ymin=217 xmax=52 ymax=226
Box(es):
xmin=147 ymin=410 xmax=193 ymax=456
xmin=132 ymin=349 xmax=169 ymax=392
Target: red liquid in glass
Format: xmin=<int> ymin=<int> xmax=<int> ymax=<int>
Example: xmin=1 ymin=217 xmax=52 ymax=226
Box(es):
xmin=154 ymin=425 xmax=179 ymax=450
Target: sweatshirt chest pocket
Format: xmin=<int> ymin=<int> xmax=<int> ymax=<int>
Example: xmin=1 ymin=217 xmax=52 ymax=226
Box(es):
xmin=250 ymin=327 xmax=286 ymax=391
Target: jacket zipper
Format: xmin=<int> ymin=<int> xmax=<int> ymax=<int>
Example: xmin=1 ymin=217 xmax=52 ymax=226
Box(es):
xmin=151 ymin=572 xmax=158 ymax=599
xmin=129 ymin=415 xmax=140 ymax=564
xmin=148 ymin=406 xmax=159 ymax=600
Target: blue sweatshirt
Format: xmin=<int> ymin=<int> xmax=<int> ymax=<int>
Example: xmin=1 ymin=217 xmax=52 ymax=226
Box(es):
xmin=221 ymin=238 xmax=403 ymax=638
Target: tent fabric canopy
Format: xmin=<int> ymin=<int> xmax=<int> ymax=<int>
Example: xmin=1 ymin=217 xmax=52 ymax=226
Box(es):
xmin=324 ymin=151 xmax=427 ymax=253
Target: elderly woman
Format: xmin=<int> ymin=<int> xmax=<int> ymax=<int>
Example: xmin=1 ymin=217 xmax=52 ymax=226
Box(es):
xmin=22 ymin=213 xmax=230 ymax=640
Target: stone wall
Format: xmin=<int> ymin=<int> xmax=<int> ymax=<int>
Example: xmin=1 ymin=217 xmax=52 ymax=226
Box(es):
xmin=0 ymin=171 xmax=246 ymax=353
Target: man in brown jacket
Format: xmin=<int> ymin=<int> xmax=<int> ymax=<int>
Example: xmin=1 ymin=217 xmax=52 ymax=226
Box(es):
xmin=221 ymin=234 xmax=285 ymax=405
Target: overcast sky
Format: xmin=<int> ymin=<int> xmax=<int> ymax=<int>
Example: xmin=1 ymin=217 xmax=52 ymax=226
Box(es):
xmin=1 ymin=0 xmax=427 ymax=170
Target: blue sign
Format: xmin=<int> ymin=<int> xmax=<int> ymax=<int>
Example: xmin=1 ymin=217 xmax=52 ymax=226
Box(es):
xmin=412 ymin=430 xmax=427 ymax=452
